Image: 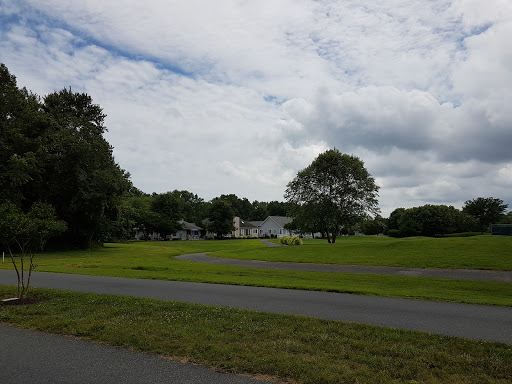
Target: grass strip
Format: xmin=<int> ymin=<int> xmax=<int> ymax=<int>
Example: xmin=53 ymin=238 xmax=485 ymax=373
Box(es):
xmin=1 ymin=241 xmax=512 ymax=306
xmin=1 ymin=285 xmax=511 ymax=384
xmin=215 ymin=236 xmax=512 ymax=270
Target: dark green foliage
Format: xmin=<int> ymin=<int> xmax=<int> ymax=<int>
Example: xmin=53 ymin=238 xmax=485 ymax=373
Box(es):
xmin=211 ymin=194 xmax=253 ymax=219
xmin=285 ymin=149 xmax=380 ymax=243
xmin=387 ymin=229 xmax=401 ymax=238
xmin=387 ymin=205 xmax=478 ymax=237
xmin=0 ymin=64 xmax=131 ymax=248
xmin=211 ymin=196 xmax=293 ymax=221
xmin=463 ymin=197 xmax=508 ymax=234
xmin=359 ymin=215 xmax=387 ymax=235
xmin=250 ymin=200 xmax=268 ymax=221
xmin=207 ymin=200 xmax=234 ymax=237
xmin=499 ymin=211 xmax=512 ymax=224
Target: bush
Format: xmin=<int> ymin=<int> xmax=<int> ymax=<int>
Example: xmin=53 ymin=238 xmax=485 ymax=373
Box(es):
xmin=387 ymin=229 xmax=401 ymax=238
xmin=280 ymin=236 xmax=303 ymax=245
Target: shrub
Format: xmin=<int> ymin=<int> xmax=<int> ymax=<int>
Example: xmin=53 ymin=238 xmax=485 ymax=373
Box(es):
xmin=292 ymin=237 xmax=303 ymax=245
xmin=387 ymin=229 xmax=401 ymax=238
xmin=280 ymin=236 xmax=303 ymax=245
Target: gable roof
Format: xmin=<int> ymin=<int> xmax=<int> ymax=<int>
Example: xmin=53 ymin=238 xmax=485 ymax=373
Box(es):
xmin=239 ymin=219 xmax=257 ymax=228
xmin=260 ymin=216 xmax=293 ymax=228
xmin=178 ymin=220 xmax=203 ymax=230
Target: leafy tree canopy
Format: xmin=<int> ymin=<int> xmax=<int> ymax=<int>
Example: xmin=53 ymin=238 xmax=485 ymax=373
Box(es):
xmin=462 ymin=197 xmax=508 ymax=234
xmin=387 ymin=205 xmax=478 ymax=237
xmin=0 ymin=63 xmax=132 ymax=248
xmin=207 ymin=200 xmax=234 ymax=237
xmin=284 ymin=149 xmax=380 ymax=243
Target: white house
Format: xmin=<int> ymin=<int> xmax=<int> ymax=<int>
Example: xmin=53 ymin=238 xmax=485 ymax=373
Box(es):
xmin=172 ymin=220 xmax=203 ymax=240
xmin=233 ymin=216 xmax=297 ymax=238
xmin=233 ymin=217 xmax=259 ymax=237
xmin=258 ymin=216 xmax=295 ymax=238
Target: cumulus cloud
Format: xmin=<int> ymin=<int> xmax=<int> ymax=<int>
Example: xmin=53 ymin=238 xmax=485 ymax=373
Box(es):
xmin=1 ymin=0 xmax=511 ymax=215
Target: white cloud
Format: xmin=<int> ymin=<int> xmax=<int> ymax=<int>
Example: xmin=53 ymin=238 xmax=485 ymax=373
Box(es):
xmin=1 ymin=0 xmax=511 ymax=214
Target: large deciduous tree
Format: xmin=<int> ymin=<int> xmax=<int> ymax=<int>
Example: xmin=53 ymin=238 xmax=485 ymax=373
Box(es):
xmin=42 ymin=89 xmax=132 ymax=247
xmin=285 ymin=149 xmax=380 ymax=243
xmin=0 ymin=64 xmax=132 ymax=248
xmin=207 ymin=200 xmax=234 ymax=238
xmin=462 ymin=197 xmax=508 ymax=234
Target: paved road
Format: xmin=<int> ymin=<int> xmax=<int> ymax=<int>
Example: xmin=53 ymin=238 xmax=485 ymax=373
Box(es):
xmin=174 ymin=253 xmax=512 ymax=282
xmin=0 ymin=324 xmax=272 ymax=384
xmin=1 ymin=270 xmax=511 ymax=344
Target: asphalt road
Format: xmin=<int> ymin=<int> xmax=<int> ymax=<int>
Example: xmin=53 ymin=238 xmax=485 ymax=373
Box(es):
xmin=174 ymin=253 xmax=512 ymax=282
xmin=1 ymin=270 xmax=511 ymax=344
xmin=0 ymin=324 xmax=273 ymax=384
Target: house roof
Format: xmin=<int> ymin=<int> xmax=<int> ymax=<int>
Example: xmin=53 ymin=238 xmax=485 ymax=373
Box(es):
xmin=261 ymin=216 xmax=293 ymax=228
xmin=178 ymin=220 xmax=203 ymax=230
xmin=249 ymin=221 xmax=264 ymax=227
xmin=239 ymin=219 xmax=257 ymax=228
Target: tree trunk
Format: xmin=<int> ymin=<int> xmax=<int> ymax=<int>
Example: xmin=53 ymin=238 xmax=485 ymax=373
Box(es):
xmin=8 ymin=249 xmax=21 ymax=298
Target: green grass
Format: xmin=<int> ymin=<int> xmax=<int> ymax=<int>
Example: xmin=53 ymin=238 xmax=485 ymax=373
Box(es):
xmin=1 ymin=239 xmax=511 ymax=306
xmin=216 ymin=236 xmax=512 ymax=270
xmin=1 ymin=285 xmax=511 ymax=384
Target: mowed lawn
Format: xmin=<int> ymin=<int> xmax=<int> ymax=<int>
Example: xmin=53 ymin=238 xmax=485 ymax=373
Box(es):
xmin=2 ymin=237 xmax=512 ymax=383
xmin=2 ymin=285 xmax=511 ymax=384
xmin=215 ymin=235 xmax=512 ymax=270
xmin=1 ymin=236 xmax=511 ymax=306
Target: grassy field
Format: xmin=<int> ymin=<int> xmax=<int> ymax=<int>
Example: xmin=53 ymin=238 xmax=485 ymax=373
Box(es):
xmin=1 ymin=237 xmax=511 ymax=306
xmin=215 ymin=236 xmax=512 ymax=270
xmin=1 ymin=285 xmax=511 ymax=384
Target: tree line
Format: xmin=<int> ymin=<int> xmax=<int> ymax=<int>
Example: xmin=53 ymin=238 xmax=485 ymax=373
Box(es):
xmin=386 ymin=198 xmax=510 ymax=238
xmin=118 ymin=191 xmax=293 ymax=241
xmin=1 ymin=63 xmax=296 ymax=246
xmin=1 ymin=63 xmax=510 ymax=252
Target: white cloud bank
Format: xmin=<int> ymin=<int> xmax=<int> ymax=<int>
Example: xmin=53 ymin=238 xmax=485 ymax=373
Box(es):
xmin=0 ymin=0 xmax=511 ymax=215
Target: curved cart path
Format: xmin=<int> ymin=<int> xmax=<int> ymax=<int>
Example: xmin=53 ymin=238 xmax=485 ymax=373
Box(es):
xmin=1 ymin=270 xmax=511 ymax=344
xmin=174 ymin=253 xmax=512 ymax=282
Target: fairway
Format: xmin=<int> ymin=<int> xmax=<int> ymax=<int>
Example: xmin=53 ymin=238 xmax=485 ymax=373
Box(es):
xmin=1 ymin=236 xmax=511 ymax=306
xmin=214 ymin=235 xmax=512 ymax=270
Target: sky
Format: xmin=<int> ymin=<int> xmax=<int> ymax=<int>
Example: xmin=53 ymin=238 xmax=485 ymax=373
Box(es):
xmin=1 ymin=0 xmax=511 ymax=216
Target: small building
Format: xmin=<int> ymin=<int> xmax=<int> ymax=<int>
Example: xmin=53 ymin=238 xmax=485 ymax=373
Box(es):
xmin=134 ymin=230 xmax=163 ymax=241
xmin=491 ymin=224 xmax=512 ymax=236
xmin=258 ymin=216 xmax=295 ymax=238
xmin=173 ymin=220 xmax=203 ymax=240
xmin=233 ymin=217 xmax=259 ymax=237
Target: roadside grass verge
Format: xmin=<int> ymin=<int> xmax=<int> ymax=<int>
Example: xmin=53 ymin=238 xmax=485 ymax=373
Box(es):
xmin=1 ymin=241 xmax=511 ymax=306
xmin=215 ymin=236 xmax=512 ymax=270
xmin=2 ymin=286 xmax=512 ymax=384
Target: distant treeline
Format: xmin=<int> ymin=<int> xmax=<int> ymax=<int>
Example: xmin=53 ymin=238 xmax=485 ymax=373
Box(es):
xmin=2 ymin=63 xmax=510 ymax=248
xmin=386 ymin=198 xmax=511 ymax=238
